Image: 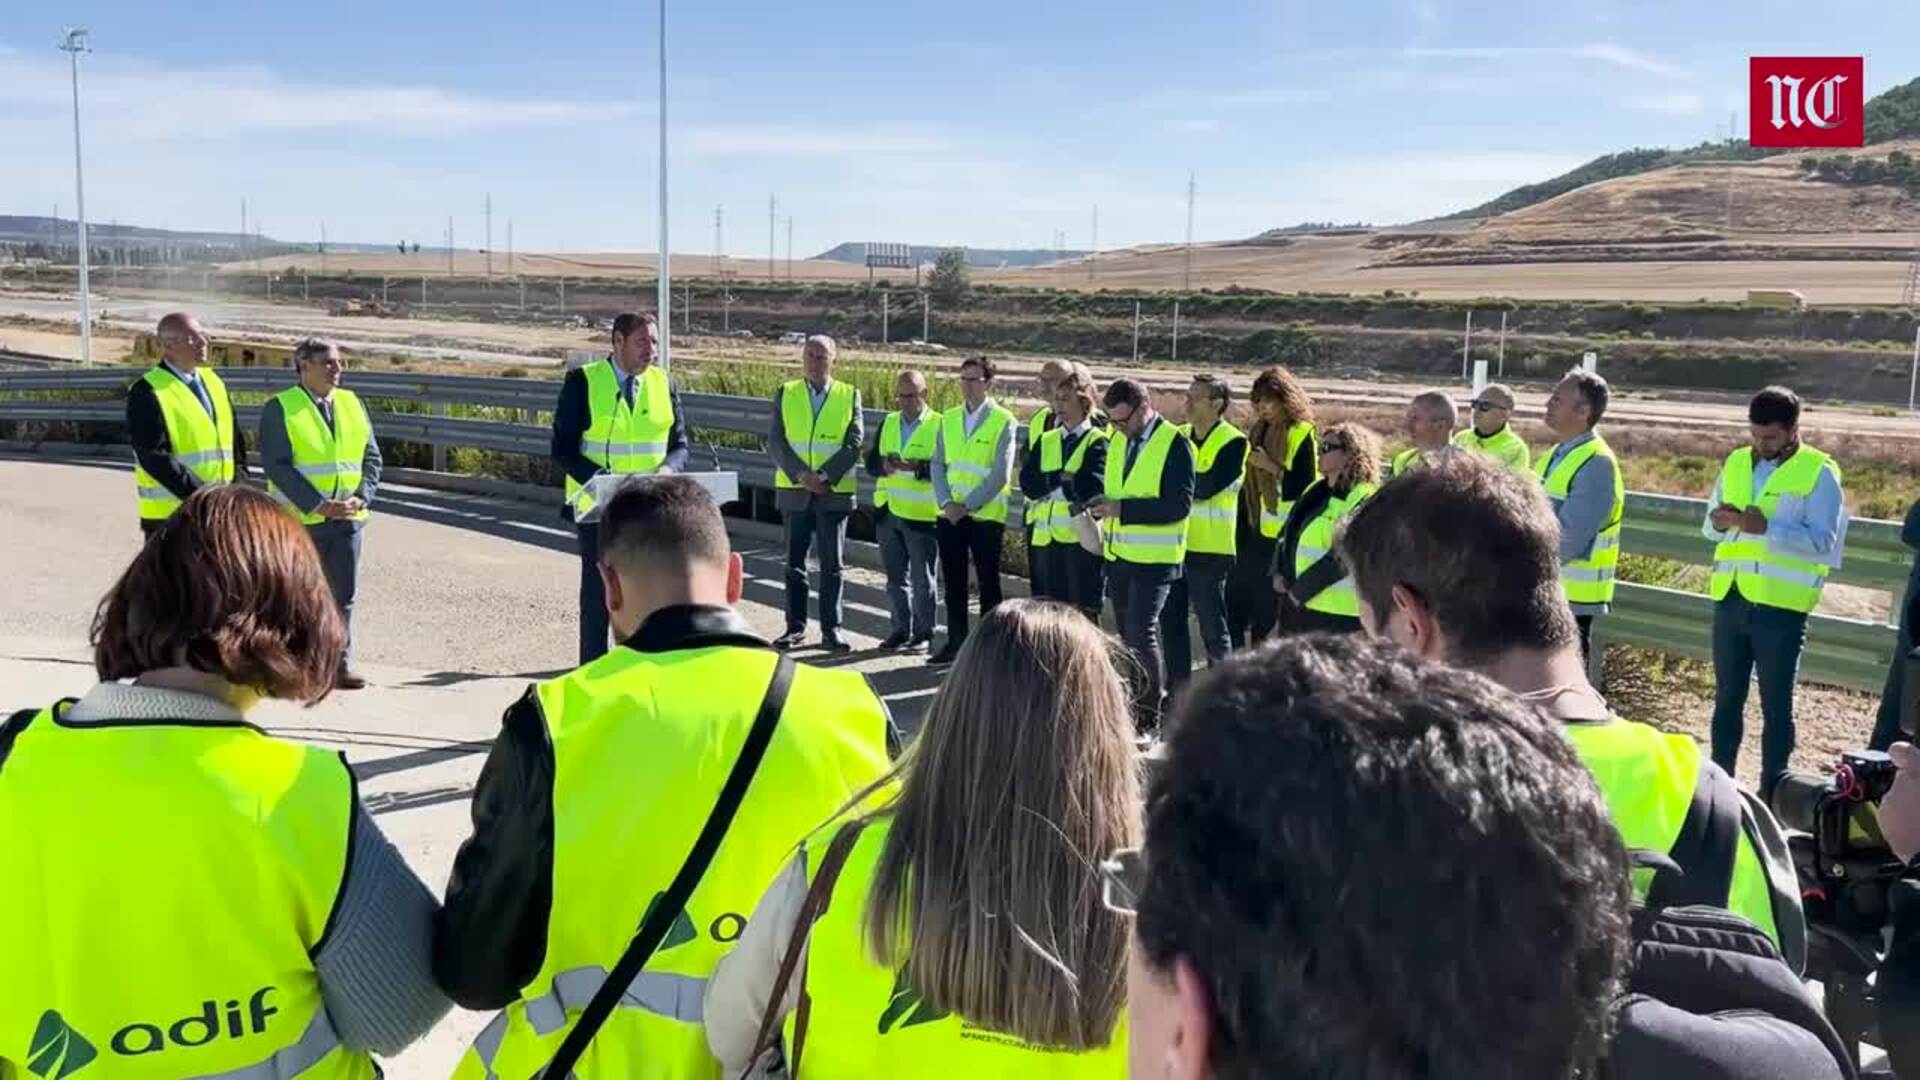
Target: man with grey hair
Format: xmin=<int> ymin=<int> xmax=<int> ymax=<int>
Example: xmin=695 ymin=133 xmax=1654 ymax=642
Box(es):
xmin=768 ymin=334 xmax=863 ymax=652
xmin=261 ymin=337 xmax=384 ymax=689
xmin=1390 ymin=390 xmax=1460 ymax=478
xmin=1538 ymin=367 xmax=1623 ymax=662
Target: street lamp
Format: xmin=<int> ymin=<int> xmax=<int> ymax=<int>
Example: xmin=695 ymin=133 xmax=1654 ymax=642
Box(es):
xmin=59 ymin=28 xmax=92 ymax=365
xmin=656 ymin=0 xmax=671 ymax=371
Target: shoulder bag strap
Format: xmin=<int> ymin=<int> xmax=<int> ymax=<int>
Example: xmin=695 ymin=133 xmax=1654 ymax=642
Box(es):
xmin=544 ymin=654 xmax=799 ymax=1079
xmin=742 ymin=818 xmax=871 ymax=1079
xmin=1647 ymin=756 xmax=1742 ymax=912
xmin=0 ymin=707 xmax=38 ymax=776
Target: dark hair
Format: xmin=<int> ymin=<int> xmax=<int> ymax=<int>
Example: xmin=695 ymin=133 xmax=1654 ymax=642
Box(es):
xmin=960 ymin=354 xmax=997 ymax=381
xmin=610 ymin=311 xmax=658 ymax=345
xmin=1749 ymin=385 xmax=1801 ymax=428
xmin=1102 ymin=377 xmax=1149 ymax=413
xmin=1249 ymin=365 xmax=1314 ymax=425
xmin=92 ymin=487 xmax=343 ymax=704
xmin=599 ymin=474 xmax=730 ymax=572
xmin=1560 ymin=368 xmax=1610 ymax=428
xmin=1137 ymin=634 xmax=1631 ymax=1080
xmin=1190 ymin=373 xmax=1231 ymax=408
xmin=1337 ymin=455 xmax=1576 ymax=659
xmin=292 ymin=337 xmax=336 ymax=368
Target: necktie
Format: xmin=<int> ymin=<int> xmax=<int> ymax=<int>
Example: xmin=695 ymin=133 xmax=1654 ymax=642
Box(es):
xmin=622 ymin=375 xmax=636 ymax=409
xmin=186 ymin=376 xmax=214 ymax=418
xmin=318 ymin=398 xmax=335 ymax=431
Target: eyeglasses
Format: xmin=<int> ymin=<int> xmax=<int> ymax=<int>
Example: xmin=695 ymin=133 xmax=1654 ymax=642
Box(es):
xmin=1318 ymin=440 xmax=1347 ymax=453
xmin=959 ymin=374 xmax=988 ymax=384
xmin=1099 ymin=847 xmax=1145 ymax=915
xmin=1472 ymin=400 xmax=1504 ymax=413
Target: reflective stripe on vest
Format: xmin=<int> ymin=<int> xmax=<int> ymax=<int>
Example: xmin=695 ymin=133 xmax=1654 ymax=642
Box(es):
xmin=1707 ymin=446 xmax=1838 ymax=614
xmin=134 ymin=365 xmax=236 ymax=520
xmin=940 ymin=404 xmax=1013 ymax=524
xmin=1182 ymin=420 xmax=1245 ymax=557
xmin=1043 ymin=427 xmax=1109 ymax=545
xmin=876 ymin=410 xmax=943 ymax=523
xmin=776 ymin=380 xmax=858 ymax=495
xmin=1257 ymin=421 xmax=1316 ymax=539
xmin=788 ymin=816 xmax=1129 ymax=1079
xmin=269 ymin=387 xmax=373 ymax=526
xmin=1102 ymin=419 xmax=1187 ymax=565
xmin=1022 ymin=407 xmax=1054 ymax=525
xmin=0 ymin=703 xmax=370 ymax=1080
xmin=1294 ymin=482 xmax=1376 ymax=616
xmin=455 ymin=645 xmax=893 ymax=1079
xmin=1564 ymin=718 xmax=1781 ymax=946
xmin=1535 ymin=434 xmax=1624 ymax=606
xmin=566 ymin=361 xmax=675 ymax=518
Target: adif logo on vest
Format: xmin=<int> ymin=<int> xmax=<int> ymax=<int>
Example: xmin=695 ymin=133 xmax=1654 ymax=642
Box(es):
xmin=26 ymin=987 xmax=280 ymax=1073
xmin=26 ymin=1011 xmax=96 ymax=1079
xmin=877 ymin=971 xmax=950 ymax=1034
xmin=1749 ymin=56 xmax=1864 ymax=148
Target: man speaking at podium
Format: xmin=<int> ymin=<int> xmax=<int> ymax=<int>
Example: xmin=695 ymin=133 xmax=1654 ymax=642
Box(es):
xmin=551 ymin=312 xmax=690 ymax=662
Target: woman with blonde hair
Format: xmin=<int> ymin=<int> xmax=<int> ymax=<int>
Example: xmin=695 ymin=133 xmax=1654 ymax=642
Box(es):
xmin=1271 ymin=421 xmax=1382 ymax=635
xmin=705 ymin=600 xmax=1139 ymax=1077
xmin=1229 ymin=364 xmax=1318 ymax=645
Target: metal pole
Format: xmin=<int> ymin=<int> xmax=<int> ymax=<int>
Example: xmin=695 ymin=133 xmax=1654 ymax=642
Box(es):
xmin=1910 ymin=326 xmax=1919 ymax=412
xmin=519 ymin=277 xmax=526 ymax=312
xmin=1462 ymin=310 xmax=1473 ymax=381
xmin=559 ymin=277 xmax=566 ymax=313
xmin=881 ymin=292 xmax=889 ymax=344
xmin=656 ymin=0 xmax=672 ymax=371
xmin=1497 ymin=310 xmax=1508 ymax=377
xmin=1183 ymin=173 xmax=1195 ymax=293
xmin=382 ymin=276 xmax=389 ymax=304
xmin=1172 ymin=300 xmax=1180 ymax=362
xmin=61 ymin=29 xmax=92 ymax=364
xmin=302 ymin=271 xmax=309 ymax=302
xmin=485 ymin=193 xmax=493 ymax=279
xmin=922 ymin=291 xmax=929 ymax=342
xmin=1132 ymin=301 xmax=1142 ymax=363
xmin=420 ymin=276 xmax=427 ymax=304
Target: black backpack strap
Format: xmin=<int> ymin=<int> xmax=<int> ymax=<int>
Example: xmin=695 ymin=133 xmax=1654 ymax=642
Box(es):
xmin=542 ymin=654 xmax=799 ymax=1079
xmin=0 ymin=706 xmax=45 ymax=776
xmin=1648 ymin=756 xmax=1742 ymax=912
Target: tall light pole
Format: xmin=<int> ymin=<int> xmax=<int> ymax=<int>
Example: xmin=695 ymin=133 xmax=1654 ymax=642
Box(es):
xmin=1184 ymin=172 xmax=1196 ymax=293
xmin=656 ymin=0 xmax=672 ymax=370
xmin=61 ymin=28 xmax=92 ymax=364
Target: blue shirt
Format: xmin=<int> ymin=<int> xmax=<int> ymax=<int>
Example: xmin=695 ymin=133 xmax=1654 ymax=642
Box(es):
xmin=1701 ymin=447 xmax=1846 ymax=562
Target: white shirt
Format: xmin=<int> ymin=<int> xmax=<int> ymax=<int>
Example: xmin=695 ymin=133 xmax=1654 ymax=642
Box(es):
xmin=962 ymin=398 xmax=993 ymax=437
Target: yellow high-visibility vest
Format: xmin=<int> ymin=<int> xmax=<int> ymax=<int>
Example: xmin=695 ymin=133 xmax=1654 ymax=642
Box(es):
xmin=1452 ymin=425 xmax=1531 ymax=472
xmin=567 ymin=360 xmax=675 ymax=519
xmin=875 ymin=410 xmax=942 ymax=524
xmin=1566 ymin=718 xmax=1782 ymax=946
xmin=1102 ymin=419 xmax=1187 ymax=565
xmin=134 ymin=365 xmax=236 ymax=521
xmin=786 ymin=816 xmax=1128 ymax=1079
xmin=1257 ymin=421 xmax=1316 ymax=539
xmin=0 ymin=701 xmax=371 ymax=1079
xmin=1182 ymin=420 xmax=1245 ymax=558
xmin=1293 ymin=481 xmax=1377 ymax=616
xmin=454 ymin=645 xmax=892 ymax=1080
xmin=1043 ymin=426 xmax=1110 ymax=545
xmin=1708 ymin=446 xmax=1839 ymax=614
xmin=939 ymin=405 xmax=1014 ymax=525
xmin=269 ymin=387 xmax=372 ymax=526
xmin=775 ymin=381 xmax=858 ymax=496
xmin=1535 ymin=435 xmax=1624 ymax=607
xmin=1022 ymin=406 xmax=1053 ymax=527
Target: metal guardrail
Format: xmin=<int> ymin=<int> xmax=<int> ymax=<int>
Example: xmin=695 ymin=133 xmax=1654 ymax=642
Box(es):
xmin=2 ymin=364 xmax=1910 ymax=693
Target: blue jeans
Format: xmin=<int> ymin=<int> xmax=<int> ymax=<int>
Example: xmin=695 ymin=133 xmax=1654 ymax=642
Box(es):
xmin=1710 ymin=588 xmax=1809 ymax=791
xmin=785 ymin=507 xmax=848 ymax=635
xmin=577 ymin=523 xmax=610 ymax=664
xmin=1163 ymin=557 xmax=1231 ymax=691
xmin=310 ymin=521 xmax=363 ymax=671
xmin=879 ymin=515 xmax=937 ymax=640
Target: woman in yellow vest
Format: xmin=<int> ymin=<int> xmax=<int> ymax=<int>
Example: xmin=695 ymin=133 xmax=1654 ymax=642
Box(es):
xmin=0 ymin=486 xmax=449 ymax=1080
xmin=1231 ymin=366 xmax=1317 ymax=646
xmin=1271 ymin=422 xmax=1382 ymax=635
xmin=704 ymin=601 xmax=1140 ymax=1077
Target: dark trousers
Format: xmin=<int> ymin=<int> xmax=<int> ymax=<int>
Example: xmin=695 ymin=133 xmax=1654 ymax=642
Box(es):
xmin=936 ymin=517 xmax=1005 ymax=645
xmin=785 ymin=506 xmax=849 ymax=635
xmin=1710 ymin=589 xmax=1809 ymax=791
xmin=879 ymin=515 xmax=938 ymax=641
xmin=1872 ymin=581 xmax=1920 ymax=749
xmin=1226 ymin=518 xmax=1279 ymax=647
xmin=310 ymin=521 xmax=362 ymax=671
xmin=1576 ymin=615 xmax=1595 ymax=665
xmin=1278 ymin=602 xmax=1361 ymax=636
xmin=1049 ymin=542 xmax=1106 ymax=624
xmin=577 ymin=523 xmax=611 ymax=664
xmin=1029 ymin=538 xmax=1061 ymax=602
xmin=1163 ymin=557 xmax=1231 ymax=691
xmin=1110 ymin=560 xmax=1178 ymax=733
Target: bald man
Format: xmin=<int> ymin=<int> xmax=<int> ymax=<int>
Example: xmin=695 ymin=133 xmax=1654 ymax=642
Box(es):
xmin=126 ymin=312 xmax=246 ymax=536
xmin=1391 ymin=391 xmax=1460 ymax=478
xmin=864 ymin=369 xmax=942 ymax=651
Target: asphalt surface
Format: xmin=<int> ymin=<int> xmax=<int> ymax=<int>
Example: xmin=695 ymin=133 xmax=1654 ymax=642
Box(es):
xmin=0 ymin=455 xmax=944 ymax=1074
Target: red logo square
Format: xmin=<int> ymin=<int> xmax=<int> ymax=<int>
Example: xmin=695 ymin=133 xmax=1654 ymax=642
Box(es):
xmin=1750 ymin=57 xmax=1864 ymax=148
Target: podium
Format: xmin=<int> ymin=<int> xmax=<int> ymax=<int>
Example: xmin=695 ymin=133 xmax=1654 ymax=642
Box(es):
xmin=575 ymin=470 xmax=740 ymax=523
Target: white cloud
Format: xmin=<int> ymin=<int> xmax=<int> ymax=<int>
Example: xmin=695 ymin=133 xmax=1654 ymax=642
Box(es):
xmin=0 ymin=51 xmax=642 ymax=140
xmin=1628 ymin=92 xmax=1706 ymax=115
xmin=1399 ymin=43 xmax=1687 ymax=79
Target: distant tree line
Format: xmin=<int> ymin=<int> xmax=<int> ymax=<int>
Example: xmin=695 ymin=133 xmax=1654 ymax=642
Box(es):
xmin=1798 ymin=150 xmax=1920 ymax=195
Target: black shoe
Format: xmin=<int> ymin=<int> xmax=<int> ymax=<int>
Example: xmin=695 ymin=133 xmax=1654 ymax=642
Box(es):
xmin=772 ymin=629 xmax=806 ymax=651
xmin=928 ymin=642 xmax=962 ymax=665
xmin=903 ymin=636 xmax=933 ymax=654
xmin=334 ymin=670 xmax=368 ymax=691
xmin=878 ymin=631 xmax=911 ymax=650
xmin=821 ymin=632 xmax=853 ymax=654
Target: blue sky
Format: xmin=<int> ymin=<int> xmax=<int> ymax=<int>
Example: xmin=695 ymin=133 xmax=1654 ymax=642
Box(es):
xmin=1 ymin=1 xmax=1915 ymax=255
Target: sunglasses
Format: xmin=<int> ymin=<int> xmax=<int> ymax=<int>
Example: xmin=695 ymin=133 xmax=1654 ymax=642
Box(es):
xmin=1099 ymin=847 xmax=1145 ymax=915
xmin=1472 ymin=400 xmax=1504 ymax=413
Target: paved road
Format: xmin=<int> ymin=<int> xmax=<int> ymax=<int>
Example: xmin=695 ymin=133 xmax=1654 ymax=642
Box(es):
xmin=0 ymin=455 xmax=944 ymax=1074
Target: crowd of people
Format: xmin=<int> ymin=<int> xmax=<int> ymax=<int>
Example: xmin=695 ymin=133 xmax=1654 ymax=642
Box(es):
xmin=5 ymin=309 xmax=1920 ymax=1077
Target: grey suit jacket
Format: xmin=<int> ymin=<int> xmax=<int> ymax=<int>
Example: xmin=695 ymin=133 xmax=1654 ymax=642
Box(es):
xmin=767 ymin=382 xmax=864 ymax=513
xmin=259 ymin=393 xmax=383 ymax=532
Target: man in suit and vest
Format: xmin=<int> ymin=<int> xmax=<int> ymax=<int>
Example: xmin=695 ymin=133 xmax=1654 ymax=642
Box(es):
xmin=930 ymin=355 xmax=1016 ymax=664
xmin=550 ymin=312 xmax=691 ymax=664
xmin=126 ymin=311 xmax=244 ymax=536
xmin=260 ymin=337 xmax=384 ymax=690
xmin=864 ymin=368 xmax=941 ymax=653
xmin=1091 ymin=377 xmax=1194 ymax=731
xmin=1537 ymin=368 xmax=1623 ymax=663
xmin=1390 ymin=390 xmax=1459 ymax=478
xmin=1162 ymin=374 xmax=1246 ymax=691
xmin=1703 ymin=385 xmax=1847 ymax=796
xmin=768 ymin=335 xmax=864 ymax=653
xmin=1018 ymin=359 xmax=1074 ymax=596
